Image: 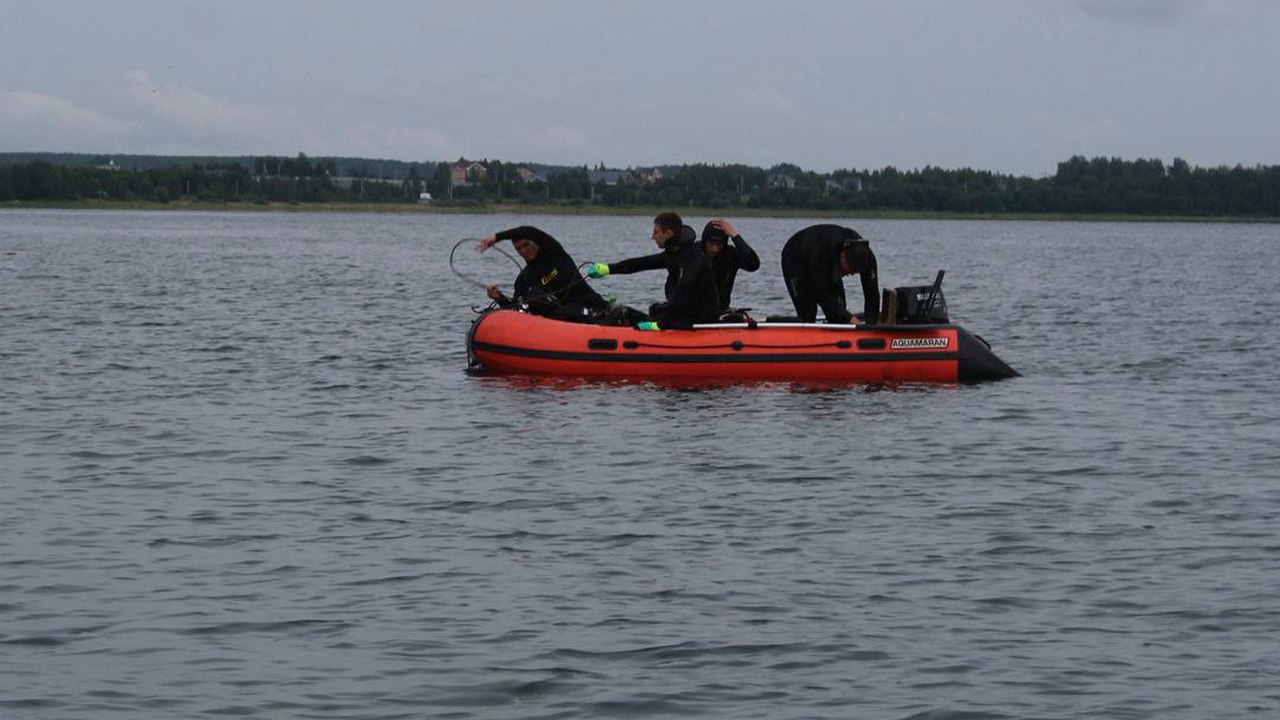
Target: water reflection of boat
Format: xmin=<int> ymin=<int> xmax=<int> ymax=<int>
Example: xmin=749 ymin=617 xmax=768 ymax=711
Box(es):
xmin=466 ymin=308 xmax=1018 ymax=384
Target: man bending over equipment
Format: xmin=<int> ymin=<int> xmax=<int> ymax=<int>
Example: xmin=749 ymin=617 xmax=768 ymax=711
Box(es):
xmin=779 ymin=224 xmax=879 ymax=324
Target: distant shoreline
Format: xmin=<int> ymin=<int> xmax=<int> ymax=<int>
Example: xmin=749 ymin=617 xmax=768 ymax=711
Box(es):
xmin=3 ymin=199 xmax=1276 ymax=223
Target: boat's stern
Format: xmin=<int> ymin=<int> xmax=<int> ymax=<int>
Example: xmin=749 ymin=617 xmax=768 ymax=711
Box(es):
xmin=956 ymin=327 xmax=1020 ymax=381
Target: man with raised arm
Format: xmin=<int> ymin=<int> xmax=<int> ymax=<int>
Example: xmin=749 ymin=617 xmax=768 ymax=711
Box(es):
xmin=478 ymin=225 xmax=609 ymax=322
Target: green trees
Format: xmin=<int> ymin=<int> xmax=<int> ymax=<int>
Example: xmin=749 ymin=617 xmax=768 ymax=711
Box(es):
xmin=1048 ymin=155 xmax=1280 ymax=215
xmin=2 ymin=154 xmax=1277 ymax=216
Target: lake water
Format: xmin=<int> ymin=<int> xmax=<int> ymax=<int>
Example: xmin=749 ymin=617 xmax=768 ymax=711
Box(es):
xmin=2 ymin=209 xmax=1278 ymax=720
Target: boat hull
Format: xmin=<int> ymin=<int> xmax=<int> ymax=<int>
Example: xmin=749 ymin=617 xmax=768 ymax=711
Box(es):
xmin=466 ymin=309 xmax=1017 ymax=383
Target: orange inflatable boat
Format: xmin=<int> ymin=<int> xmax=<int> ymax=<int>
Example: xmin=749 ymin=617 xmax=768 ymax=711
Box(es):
xmin=466 ymin=309 xmax=1018 ymax=383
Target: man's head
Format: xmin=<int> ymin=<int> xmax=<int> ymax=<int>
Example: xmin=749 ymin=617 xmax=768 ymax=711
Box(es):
xmin=839 ymin=246 xmax=855 ymax=275
xmin=702 ymin=221 xmax=729 ymax=258
xmin=512 ymin=237 xmax=539 ymax=262
xmin=838 ymin=230 xmax=865 ymax=275
xmin=652 ymin=211 xmax=683 ymax=248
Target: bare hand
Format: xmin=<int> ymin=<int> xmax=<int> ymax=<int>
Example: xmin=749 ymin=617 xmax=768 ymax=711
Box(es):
xmin=486 ymin=285 xmax=504 ymax=301
xmin=713 ymin=218 xmax=738 ymax=237
xmin=477 ymin=236 xmax=498 ymax=253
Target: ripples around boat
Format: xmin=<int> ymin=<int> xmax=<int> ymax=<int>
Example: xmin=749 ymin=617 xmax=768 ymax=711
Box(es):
xmin=2 ymin=210 xmax=1278 ymax=719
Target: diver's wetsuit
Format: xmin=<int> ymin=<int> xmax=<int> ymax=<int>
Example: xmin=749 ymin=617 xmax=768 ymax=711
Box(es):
xmin=700 ymin=233 xmax=760 ymax=311
xmin=606 ymin=225 xmax=719 ymax=327
xmin=495 ymin=226 xmax=608 ymax=321
xmin=780 ymin=224 xmax=879 ymax=323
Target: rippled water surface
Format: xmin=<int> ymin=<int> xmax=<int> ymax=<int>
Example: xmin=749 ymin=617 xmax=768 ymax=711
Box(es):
xmin=3 ymin=209 xmax=1279 ymax=719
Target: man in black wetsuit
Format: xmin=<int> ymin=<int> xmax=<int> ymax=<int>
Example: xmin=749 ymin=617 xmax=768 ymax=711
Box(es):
xmin=585 ymin=211 xmax=718 ymax=329
xmin=699 ymin=217 xmax=759 ymax=314
xmin=478 ymin=226 xmax=609 ymax=322
xmin=779 ymin=224 xmax=880 ymax=324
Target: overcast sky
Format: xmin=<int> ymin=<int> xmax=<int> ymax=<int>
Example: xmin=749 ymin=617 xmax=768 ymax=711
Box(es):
xmin=2 ymin=0 xmax=1277 ymax=176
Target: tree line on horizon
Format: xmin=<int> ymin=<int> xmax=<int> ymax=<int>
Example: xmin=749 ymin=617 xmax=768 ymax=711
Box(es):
xmin=2 ymin=153 xmax=1278 ymax=217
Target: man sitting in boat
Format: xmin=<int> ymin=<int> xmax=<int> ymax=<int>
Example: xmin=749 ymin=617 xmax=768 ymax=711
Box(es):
xmin=478 ymin=226 xmax=610 ymax=323
xmin=779 ymin=224 xmax=880 ymax=324
xmin=699 ymin=217 xmax=759 ymax=319
xmin=586 ymin=212 xmax=720 ymax=329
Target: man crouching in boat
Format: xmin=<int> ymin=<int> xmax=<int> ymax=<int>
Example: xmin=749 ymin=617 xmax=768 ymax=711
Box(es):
xmin=478 ymin=226 xmax=611 ymax=323
xmin=585 ymin=212 xmax=719 ymax=330
xmin=780 ymin=224 xmax=880 ymax=324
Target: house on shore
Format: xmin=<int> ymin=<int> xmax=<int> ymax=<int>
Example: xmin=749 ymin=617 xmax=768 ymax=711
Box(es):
xmin=450 ymin=159 xmax=488 ymax=187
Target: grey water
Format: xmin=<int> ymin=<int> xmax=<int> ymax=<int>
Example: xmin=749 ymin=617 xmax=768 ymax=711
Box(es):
xmin=2 ymin=209 xmax=1278 ymax=720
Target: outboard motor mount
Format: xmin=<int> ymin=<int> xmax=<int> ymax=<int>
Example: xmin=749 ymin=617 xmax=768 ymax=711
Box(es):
xmin=893 ymin=270 xmax=949 ymax=324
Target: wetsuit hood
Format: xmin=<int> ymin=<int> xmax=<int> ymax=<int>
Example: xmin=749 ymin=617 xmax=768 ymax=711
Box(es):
xmin=664 ymin=224 xmax=697 ymax=254
xmin=701 ymin=221 xmax=729 ymax=244
xmin=840 ymin=238 xmax=873 ymax=273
